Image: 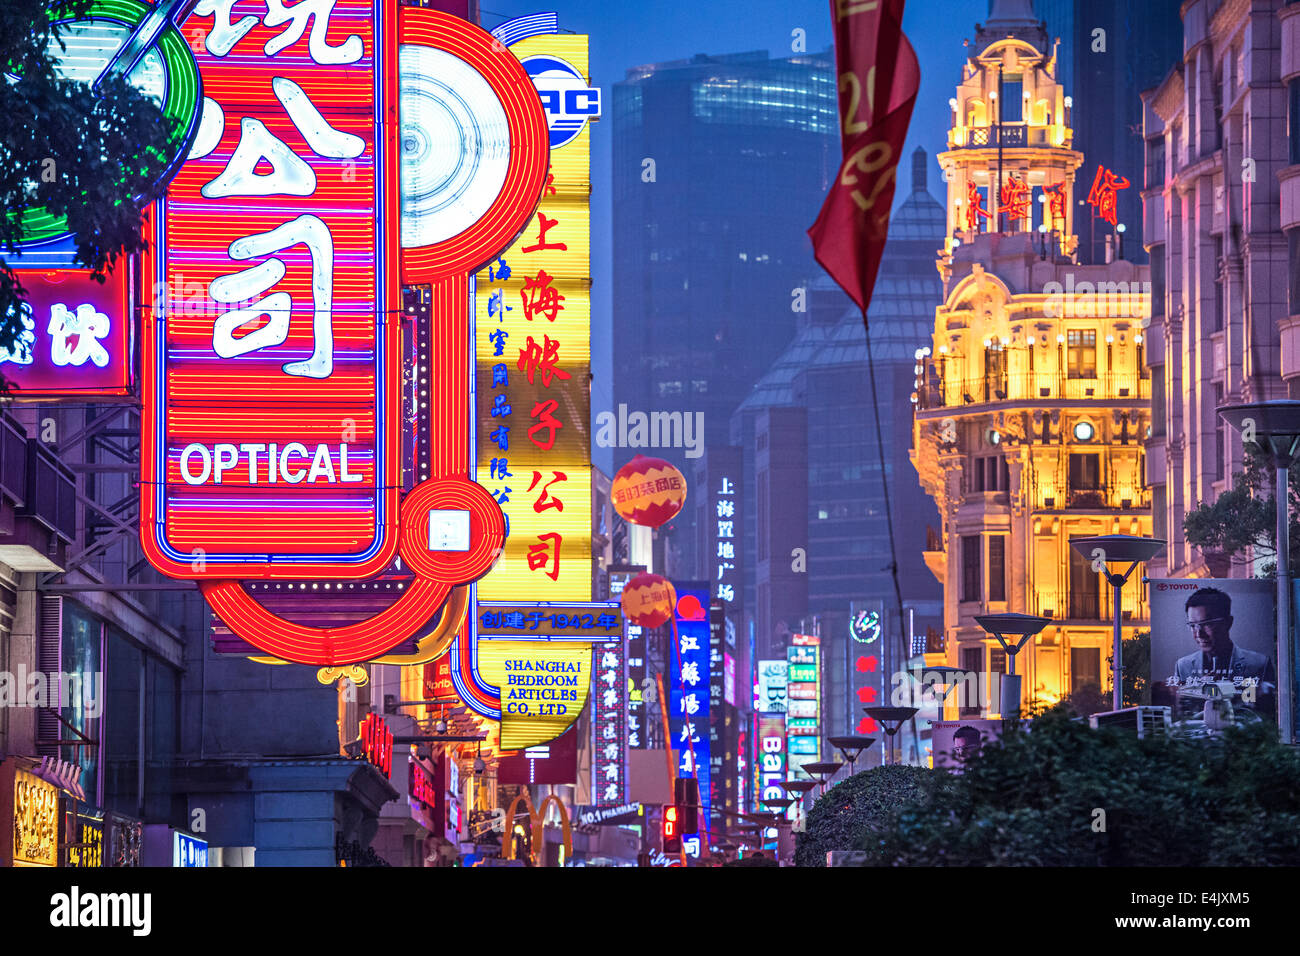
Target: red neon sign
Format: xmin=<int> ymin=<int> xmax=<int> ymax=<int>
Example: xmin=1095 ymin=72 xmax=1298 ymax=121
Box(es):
xmin=140 ymin=5 xmax=548 ymax=666
xmin=361 ymin=713 xmax=393 ymax=778
xmin=143 ymin=0 xmax=402 ymax=580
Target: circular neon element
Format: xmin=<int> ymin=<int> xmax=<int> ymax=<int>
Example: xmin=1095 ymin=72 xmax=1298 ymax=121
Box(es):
xmin=399 ymin=45 xmax=510 ymax=249
xmin=1073 ymin=420 xmax=1095 ymax=442
xmin=16 ymin=0 xmax=200 ymax=247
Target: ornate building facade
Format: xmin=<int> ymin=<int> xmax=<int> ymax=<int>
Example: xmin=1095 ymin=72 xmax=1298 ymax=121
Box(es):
xmin=911 ymin=2 xmax=1153 ymax=714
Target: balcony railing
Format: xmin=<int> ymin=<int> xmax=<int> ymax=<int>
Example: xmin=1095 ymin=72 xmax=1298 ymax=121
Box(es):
xmin=917 ymin=371 xmax=1150 ymax=410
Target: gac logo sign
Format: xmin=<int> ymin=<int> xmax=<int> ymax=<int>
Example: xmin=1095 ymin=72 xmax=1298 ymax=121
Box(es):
xmin=523 ymin=54 xmax=601 ymax=148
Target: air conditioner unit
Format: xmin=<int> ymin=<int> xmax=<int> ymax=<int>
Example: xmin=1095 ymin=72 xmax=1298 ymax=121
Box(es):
xmin=1088 ymin=706 xmax=1171 ymax=739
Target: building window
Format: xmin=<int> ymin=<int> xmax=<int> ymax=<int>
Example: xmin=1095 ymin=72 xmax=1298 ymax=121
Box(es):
xmin=1067 ymin=330 xmax=1096 ymax=379
xmin=961 ymin=535 xmax=981 ymax=602
xmin=1068 ymin=536 xmax=1101 ymax=619
xmin=1152 ymin=370 xmax=1165 ymax=437
xmin=1290 ymin=78 xmax=1300 ymax=166
xmin=1214 ymin=237 xmax=1224 ymax=331
xmin=1071 ymin=647 xmax=1102 ymax=694
xmin=973 ymin=456 xmax=1007 ymax=492
xmin=1150 ymin=251 xmax=1166 ymax=318
xmin=1000 ymin=76 xmax=1022 ymax=123
xmin=1214 ymin=383 xmax=1226 ymax=480
xmin=984 ymin=342 xmax=1007 ymax=400
xmin=959 ymin=646 xmax=983 ymax=716
xmin=1290 ymin=230 xmax=1300 ymax=317
xmin=988 ymin=535 xmax=1006 ymax=602
xmin=1069 ymin=453 xmax=1101 ymax=489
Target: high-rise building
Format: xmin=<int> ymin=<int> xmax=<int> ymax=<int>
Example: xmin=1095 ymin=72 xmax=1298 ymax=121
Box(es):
xmin=1033 ymin=0 xmax=1184 ymax=263
xmin=1141 ymin=0 xmax=1292 ymax=578
xmin=733 ymin=149 xmax=947 ymax=736
xmin=913 ymin=1 xmax=1152 ymax=714
xmin=611 ymin=49 xmax=840 ymax=571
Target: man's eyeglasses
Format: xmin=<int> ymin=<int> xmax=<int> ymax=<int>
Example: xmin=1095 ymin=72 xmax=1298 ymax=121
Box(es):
xmin=1186 ymin=618 xmax=1229 ymax=633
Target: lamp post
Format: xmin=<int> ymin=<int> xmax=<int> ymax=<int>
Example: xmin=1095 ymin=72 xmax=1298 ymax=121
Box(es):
xmin=973 ymin=613 xmax=1050 ymax=719
xmin=1070 ymin=534 xmax=1165 ymax=712
xmin=863 ymin=706 xmax=918 ymax=764
xmin=907 ymin=665 xmax=968 ymax=720
xmin=826 ymin=734 xmax=877 ymax=772
xmin=1218 ymin=400 xmax=1300 ymax=745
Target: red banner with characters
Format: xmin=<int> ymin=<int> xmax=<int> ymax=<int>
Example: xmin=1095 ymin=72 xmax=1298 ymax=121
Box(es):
xmin=808 ymin=0 xmax=919 ymax=313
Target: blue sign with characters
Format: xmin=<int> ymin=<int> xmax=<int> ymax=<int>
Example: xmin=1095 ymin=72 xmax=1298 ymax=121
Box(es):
xmin=173 ymin=831 xmax=208 ymax=868
xmin=523 ymin=54 xmax=601 ymax=149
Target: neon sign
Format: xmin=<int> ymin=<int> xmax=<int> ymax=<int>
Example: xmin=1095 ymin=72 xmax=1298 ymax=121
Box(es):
xmin=138 ymin=4 xmax=548 ymax=666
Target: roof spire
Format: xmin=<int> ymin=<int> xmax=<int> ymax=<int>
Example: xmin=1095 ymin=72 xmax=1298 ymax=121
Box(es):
xmin=912 ymin=146 xmax=927 ymax=193
xmin=986 ymin=0 xmax=1036 ymax=26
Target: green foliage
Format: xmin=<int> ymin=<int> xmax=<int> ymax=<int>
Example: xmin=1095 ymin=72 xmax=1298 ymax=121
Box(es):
xmin=1 ymin=0 xmax=173 ymax=355
xmin=794 ymin=764 xmax=936 ymax=867
xmin=867 ymin=708 xmax=1300 ymax=866
xmin=1183 ymin=443 xmax=1300 ymax=576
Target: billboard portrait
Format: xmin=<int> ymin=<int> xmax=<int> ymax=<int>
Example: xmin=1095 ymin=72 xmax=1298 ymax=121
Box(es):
xmin=1149 ymin=579 xmax=1276 ymax=724
xmin=930 ymin=719 xmax=1004 ymax=771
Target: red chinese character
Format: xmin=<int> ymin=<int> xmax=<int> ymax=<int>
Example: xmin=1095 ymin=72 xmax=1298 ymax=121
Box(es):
xmin=544 ymin=171 xmax=557 ymax=196
xmin=1044 ymin=182 xmax=1067 ymax=227
xmin=1085 ymin=165 xmax=1130 ymax=227
xmin=520 ymin=269 xmax=565 ymax=322
xmin=516 ymin=335 xmax=572 ymax=387
xmin=964 ymin=181 xmax=991 ymax=231
xmin=998 ymin=172 xmax=1031 ymax=221
xmin=528 ymin=399 xmax=563 ymax=450
xmin=522 ymin=212 xmax=567 ymax=253
xmin=527 ymin=532 xmax=563 ymax=581
xmin=527 ymin=470 xmax=568 ymax=513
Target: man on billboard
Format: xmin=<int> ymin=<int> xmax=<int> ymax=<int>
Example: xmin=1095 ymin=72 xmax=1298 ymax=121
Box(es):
xmin=1174 ymin=588 xmax=1274 ymax=685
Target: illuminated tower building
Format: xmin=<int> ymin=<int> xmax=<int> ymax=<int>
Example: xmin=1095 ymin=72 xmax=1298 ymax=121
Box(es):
xmin=911 ymin=0 xmax=1153 ymax=714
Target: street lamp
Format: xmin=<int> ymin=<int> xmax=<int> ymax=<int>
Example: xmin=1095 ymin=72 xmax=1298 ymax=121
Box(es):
xmin=863 ymin=706 xmax=919 ymax=764
xmin=800 ymin=761 xmax=845 ymax=795
xmin=907 ymin=665 xmax=968 ymax=719
xmin=1218 ymin=400 xmax=1300 ymax=744
xmin=826 ymin=734 xmax=877 ymax=772
xmin=1070 ymin=534 xmax=1165 ymax=712
xmin=974 ymin=613 xmax=1050 ymax=719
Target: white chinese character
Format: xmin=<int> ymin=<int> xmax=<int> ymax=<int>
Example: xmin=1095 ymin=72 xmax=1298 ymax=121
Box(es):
xmin=717 ymin=584 xmax=735 ymax=602
xmin=601 ymin=651 xmax=618 ymax=669
xmin=601 ymin=670 xmax=617 ymax=688
xmin=602 ymin=688 xmax=618 ymax=708
xmin=681 ymin=693 xmax=700 ymax=716
xmin=48 ymin=303 xmax=111 ymax=367
xmin=603 ymin=783 xmax=620 ymax=801
xmin=679 ymin=750 xmax=695 ymax=774
xmin=0 ymin=307 xmax=35 ymax=366
xmin=716 ymin=499 xmax=735 ymax=519
xmin=629 ymin=732 xmax=641 ymax=748
xmin=602 ymin=723 xmax=617 ymax=740
xmin=264 ymin=0 xmax=363 ymax=63
xmin=684 ymin=835 xmax=700 ymax=857
xmin=681 ymin=661 xmax=701 ymax=686
xmin=717 ymin=520 xmax=734 ymax=538
xmin=604 ymin=764 xmax=619 ymax=782
xmin=680 ymin=635 xmax=700 ymax=652
xmin=717 ymin=541 xmax=735 ymax=560
xmin=718 ymin=478 xmax=735 ymax=495
xmin=603 ymin=743 xmax=619 ymax=760
xmin=210 ymin=214 xmax=336 ymax=378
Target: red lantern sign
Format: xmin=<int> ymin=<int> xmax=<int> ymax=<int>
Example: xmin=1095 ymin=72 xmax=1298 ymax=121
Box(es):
xmin=610 ymin=454 xmax=687 ymax=528
xmin=620 ymin=572 xmax=676 ymax=629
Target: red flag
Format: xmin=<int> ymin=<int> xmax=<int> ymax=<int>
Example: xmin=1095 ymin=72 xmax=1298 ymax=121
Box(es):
xmin=808 ymin=0 xmax=920 ymax=313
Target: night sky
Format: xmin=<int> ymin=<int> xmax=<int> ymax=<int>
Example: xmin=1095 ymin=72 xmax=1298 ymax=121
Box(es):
xmin=479 ymin=0 xmax=993 ymax=464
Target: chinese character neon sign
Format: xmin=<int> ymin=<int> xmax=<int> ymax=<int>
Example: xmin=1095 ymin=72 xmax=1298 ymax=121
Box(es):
xmin=140 ymin=3 xmax=549 ymax=666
